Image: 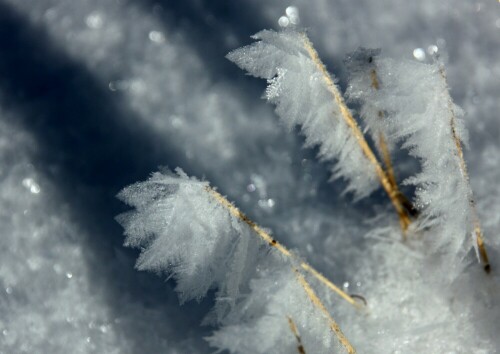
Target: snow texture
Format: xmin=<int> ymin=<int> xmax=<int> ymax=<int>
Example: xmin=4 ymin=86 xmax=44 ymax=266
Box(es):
xmin=227 ymin=28 xmax=379 ymax=200
xmin=0 ymin=114 xmax=122 ymax=353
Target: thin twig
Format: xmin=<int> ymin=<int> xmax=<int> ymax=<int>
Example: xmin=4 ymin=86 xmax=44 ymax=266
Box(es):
xmin=301 ymin=34 xmax=412 ymax=233
xmin=206 ymin=187 xmax=365 ymax=309
xmin=294 ymin=269 xmax=357 ymax=354
xmin=437 ymin=63 xmax=490 ymax=273
xmin=369 ymin=69 xmax=397 ymax=187
xmin=287 ymin=316 xmax=307 ymax=354
xmin=370 ymin=68 xmax=419 ymax=221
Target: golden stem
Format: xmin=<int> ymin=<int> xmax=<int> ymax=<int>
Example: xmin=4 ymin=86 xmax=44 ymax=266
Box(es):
xmin=371 ymin=68 xmax=419 ymax=223
xmin=437 ymin=64 xmax=490 ymax=273
xmin=287 ymin=316 xmax=307 ymax=354
xmin=206 ymin=187 xmax=364 ymax=309
xmin=369 ymin=69 xmax=396 ymax=189
xmin=301 ymin=34 xmax=411 ymax=232
xmin=294 ymin=269 xmax=357 ymax=354
xmin=378 ymin=133 xmax=397 ymax=188
xmin=369 ymin=69 xmax=380 ymax=90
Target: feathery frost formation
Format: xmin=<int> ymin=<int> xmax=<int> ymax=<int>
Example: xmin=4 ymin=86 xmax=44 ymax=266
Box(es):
xmin=208 ymin=267 xmax=339 ymax=354
xmin=117 ymin=169 xmax=349 ymax=353
xmin=345 ymin=48 xmax=396 ymax=155
xmin=117 ymin=169 xmax=260 ymax=308
xmin=347 ymin=52 xmax=476 ymax=276
xmin=226 ymin=29 xmax=379 ymax=200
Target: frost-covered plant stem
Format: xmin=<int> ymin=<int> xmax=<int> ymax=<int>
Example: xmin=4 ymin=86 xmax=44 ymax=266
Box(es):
xmin=437 ymin=62 xmax=490 ymax=272
xmin=287 ymin=316 xmax=307 ymax=354
xmin=117 ymin=169 xmax=360 ymax=352
xmin=294 ymin=269 xmax=356 ymax=354
xmin=301 ymin=34 xmax=412 ymax=232
xmin=368 ymin=68 xmax=396 ymax=188
xmin=350 ymin=50 xmax=490 ymax=275
xmin=208 ymin=186 xmax=359 ymax=351
xmin=368 ymin=66 xmax=417 ymax=222
xmin=207 ymin=186 xmax=362 ymax=309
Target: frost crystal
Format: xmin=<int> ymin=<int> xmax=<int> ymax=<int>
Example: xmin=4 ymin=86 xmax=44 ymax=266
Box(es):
xmin=227 ymin=29 xmax=379 ymax=200
xmin=117 ymin=169 xmax=350 ymax=353
xmin=357 ymin=55 xmax=477 ymax=277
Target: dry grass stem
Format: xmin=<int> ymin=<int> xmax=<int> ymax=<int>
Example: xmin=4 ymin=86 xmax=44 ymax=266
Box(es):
xmin=206 ymin=187 xmax=365 ymax=309
xmin=438 ymin=64 xmax=490 ymax=273
xmin=287 ymin=316 xmax=307 ymax=354
xmin=370 ymin=68 xmax=419 ymax=225
xmin=294 ymin=269 xmax=357 ymax=354
xmin=301 ymin=34 xmax=412 ymax=233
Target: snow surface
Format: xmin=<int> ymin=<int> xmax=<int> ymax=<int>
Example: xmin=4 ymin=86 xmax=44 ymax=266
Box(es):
xmin=0 ymin=1 xmax=499 ymax=353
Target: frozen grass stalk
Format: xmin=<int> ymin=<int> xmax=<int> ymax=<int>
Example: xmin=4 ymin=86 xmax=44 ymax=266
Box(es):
xmin=300 ymin=34 xmax=413 ymax=233
xmin=117 ymin=168 xmax=359 ymax=352
xmin=437 ymin=60 xmax=490 ymax=273
xmin=346 ymin=50 xmax=422 ymax=228
xmin=287 ymin=316 xmax=307 ymax=354
xmin=207 ymin=186 xmax=363 ymax=309
xmin=294 ymin=269 xmax=356 ymax=354
xmin=227 ymin=24 xmax=413 ymax=234
xmin=349 ymin=49 xmax=490 ymax=276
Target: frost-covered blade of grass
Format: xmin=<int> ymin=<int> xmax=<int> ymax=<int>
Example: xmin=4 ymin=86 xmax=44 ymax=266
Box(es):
xmin=227 ymin=29 xmax=379 ymax=200
xmin=116 ymin=168 xmax=262 ymax=311
xmin=116 ymin=168 xmax=354 ymax=353
xmin=372 ymin=58 xmax=477 ymax=276
xmin=345 ymin=48 xmax=419 ymax=221
xmin=345 ymin=48 xmax=396 ymax=155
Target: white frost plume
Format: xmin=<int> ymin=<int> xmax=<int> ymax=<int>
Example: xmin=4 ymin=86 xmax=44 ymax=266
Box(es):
xmin=116 ymin=168 xmax=260 ymax=309
xmin=345 ymin=48 xmax=397 ymax=155
xmin=117 ymin=168 xmax=353 ymax=353
xmin=372 ymin=57 xmax=477 ymax=277
xmin=208 ymin=266 xmax=341 ymax=354
xmin=226 ymin=29 xmax=379 ymax=200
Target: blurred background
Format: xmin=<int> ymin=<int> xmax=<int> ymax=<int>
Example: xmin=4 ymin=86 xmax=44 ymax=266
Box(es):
xmin=0 ymin=1 xmax=498 ymax=353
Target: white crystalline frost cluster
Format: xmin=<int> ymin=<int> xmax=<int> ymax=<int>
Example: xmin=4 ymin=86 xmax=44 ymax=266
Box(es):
xmin=117 ymin=168 xmax=346 ymax=353
xmin=344 ymin=48 xmax=396 ymax=154
xmin=346 ymin=50 xmax=477 ymax=279
xmin=226 ymin=29 xmax=379 ymax=200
